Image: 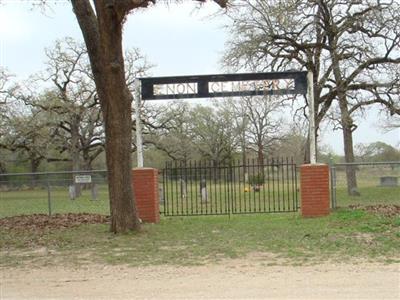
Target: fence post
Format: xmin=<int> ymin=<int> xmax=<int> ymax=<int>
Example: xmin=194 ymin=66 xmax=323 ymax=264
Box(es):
xmin=300 ymin=164 xmax=330 ymax=217
xmin=132 ymin=168 xmax=160 ymax=223
xmin=330 ymin=166 xmax=337 ymax=209
xmin=46 ymin=173 xmax=52 ymax=216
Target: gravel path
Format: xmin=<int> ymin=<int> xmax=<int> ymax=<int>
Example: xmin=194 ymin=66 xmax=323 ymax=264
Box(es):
xmin=1 ymin=260 xmax=399 ymax=299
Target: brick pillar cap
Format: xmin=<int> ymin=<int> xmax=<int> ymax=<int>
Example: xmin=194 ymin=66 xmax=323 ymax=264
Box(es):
xmin=133 ymin=167 xmax=157 ymax=170
xmin=301 ymin=163 xmax=328 ymax=167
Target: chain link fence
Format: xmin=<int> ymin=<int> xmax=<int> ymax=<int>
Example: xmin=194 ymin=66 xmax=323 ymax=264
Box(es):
xmin=0 ymin=170 xmax=109 ymax=218
xmin=330 ymin=162 xmax=400 ymax=208
xmin=2 ymin=162 xmax=398 ymax=217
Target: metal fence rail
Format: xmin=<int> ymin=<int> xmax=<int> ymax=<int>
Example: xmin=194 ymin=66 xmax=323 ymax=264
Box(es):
xmin=330 ymin=161 xmax=400 ymax=208
xmin=161 ymin=158 xmax=299 ymax=216
xmin=0 ymin=170 xmax=110 ymax=217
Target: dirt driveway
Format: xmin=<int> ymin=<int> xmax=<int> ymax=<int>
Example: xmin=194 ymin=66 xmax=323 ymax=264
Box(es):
xmin=1 ymin=260 xmax=399 ymax=299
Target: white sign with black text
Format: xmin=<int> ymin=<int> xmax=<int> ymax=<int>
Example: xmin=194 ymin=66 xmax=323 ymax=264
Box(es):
xmin=74 ymin=175 xmax=92 ymax=184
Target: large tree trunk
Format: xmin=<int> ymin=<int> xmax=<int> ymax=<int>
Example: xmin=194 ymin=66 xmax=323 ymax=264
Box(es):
xmin=257 ymin=142 xmax=264 ymax=164
xmin=257 ymin=140 xmax=265 ymax=178
xmin=98 ymin=4 xmax=140 ymax=233
xmin=71 ymin=115 xmax=82 ymax=197
xmin=82 ymin=150 xmax=91 ymax=171
xmin=102 ymin=89 xmax=139 ymax=232
xmin=72 ymin=0 xmax=140 ymax=233
xmin=339 ymin=104 xmax=359 ymax=196
xmin=0 ymin=161 xmax=7 ymax=185
xmin=81 ymin=151 xmax=92 ymax=191
xmin=29 ymin=155 xmax=41 ymax=188
xmin=241 ymin=138 xmax=248 ymax=183
xmin=329 ymin=38 xmax=359 ymax=197
xmin=0 ymin=161 xmax=6 ymax=174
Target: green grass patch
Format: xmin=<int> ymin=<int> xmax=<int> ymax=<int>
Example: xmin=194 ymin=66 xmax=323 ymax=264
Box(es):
xmin=335 ymin=186 xmax=400 ymax=207
xmin=1 ymin=209 xmax=399 ymax=268
xmin=0 ymin=185 xmax=110 ymax=218
xmin=333 ymin=166 xmax=400 ymax=207
xmin=2 ymin=174 xmax=399 ymax=218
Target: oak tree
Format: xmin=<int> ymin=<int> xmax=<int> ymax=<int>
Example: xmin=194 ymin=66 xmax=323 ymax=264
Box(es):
xmin=224 ymin=0 xmax=400 ymax=195
xmin=70 ymin=0 xmax=227 ymax=232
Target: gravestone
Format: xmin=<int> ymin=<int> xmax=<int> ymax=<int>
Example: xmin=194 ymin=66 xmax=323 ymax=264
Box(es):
xmin=91 ymin=184 xmax=98 ymax=200
xmin=68 ymin=185 xmax=76 ymax=200
xmin=180 ymin=179 xmax=187 ymax=199
xmin=200 ymin=179 xmax=208 ymax=202
xmin=379 ymin=176 xmax=398 ymax=187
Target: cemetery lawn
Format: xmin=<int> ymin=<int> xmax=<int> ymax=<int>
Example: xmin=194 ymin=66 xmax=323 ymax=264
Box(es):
xmin=334 ymin=186 xmax=400 ymax=207
xmin=1 ymin=209 xmax=399 ymax=268
xmin=0 ymin=185 xmax=110 ymax=218
xmin=1 ymin=184 xmax=399 ymax=218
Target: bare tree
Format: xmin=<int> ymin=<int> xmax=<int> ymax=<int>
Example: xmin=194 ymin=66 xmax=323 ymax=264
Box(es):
xmin=271 ymin=123 xmax=308 ymax=165
xmin=355 ymin=141 xmax=400 ymax=163
xmin=5 ymin=0 xmax=226 ymax=231
xmin=0 ymin=73 xmax=66 ymax=182
xmin=41 ymin=38 xmax=101 ymax=175
xmin=14 ymin=38 xmax=103 ymax=195
xmin=0 ymin=67 xmax=19 ymax=130
xmin=67 ymin=0 xmax=228 ymax=232
xmin=144 ymin=102 xmax=198 ymax=161
xmin=240 ymin=95 xmax=286 ymax=164
xmin=379 ymin=114 xmax=400 ymax=134
xmin=0 ymin=110 xmax=58 ymax=184
xmin=190 ymin=104 xmax=240 ymax=164
xmin=0 ymin=67 xmax=16 ymax=105
xmin=224 ymin=0 xmax=400 ymax=195
xmin=215 ymin=98 xmax=249 ymax=177
xmin=0 ymin=68 xmax=20 ymax=174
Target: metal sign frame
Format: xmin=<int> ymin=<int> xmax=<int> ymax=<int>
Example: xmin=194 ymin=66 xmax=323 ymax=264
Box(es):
xmin=140 ymin=71 xmax=308 ymax=100
xmin=134 ymin=71 xmax=316 ymax=167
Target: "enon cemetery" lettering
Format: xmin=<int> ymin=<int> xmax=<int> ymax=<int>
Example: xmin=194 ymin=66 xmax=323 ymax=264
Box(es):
xmin=153 ymin=79 xmax=295 ymax=96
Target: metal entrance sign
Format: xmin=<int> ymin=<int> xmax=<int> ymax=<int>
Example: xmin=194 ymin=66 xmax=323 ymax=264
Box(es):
xmin=134 ymin=70 xmax=316 ymax=167
xmin=140 ymin=71 xmax=308 ymax=100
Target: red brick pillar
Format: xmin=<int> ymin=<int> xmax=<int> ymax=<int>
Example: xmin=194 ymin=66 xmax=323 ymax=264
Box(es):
xmin=300 ymin=164 xmax=330 ymax=217
xmin=132 ymin=168 xmax=160 ymax=223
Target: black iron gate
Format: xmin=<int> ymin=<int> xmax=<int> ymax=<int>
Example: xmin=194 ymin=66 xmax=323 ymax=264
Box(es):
xmin=160 ymin=158 xmax=299 ymax=216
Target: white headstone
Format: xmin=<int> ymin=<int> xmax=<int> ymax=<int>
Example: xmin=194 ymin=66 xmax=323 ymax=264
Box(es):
xmin=69 ymin=185 xmax=76 ymax=200
xmin=91 ymin=184 xmax=98 ymax=200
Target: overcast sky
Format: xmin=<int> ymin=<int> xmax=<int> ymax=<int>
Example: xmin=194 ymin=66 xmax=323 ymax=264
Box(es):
xmin=0 ymin=1 xmax=399 ymax=155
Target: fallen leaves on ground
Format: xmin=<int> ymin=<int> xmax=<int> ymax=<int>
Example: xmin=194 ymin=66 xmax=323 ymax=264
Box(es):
xmin=1 ymin=205 xmax=399 ymax=233
xmin=0 ymin=213 xmax=110 ymax=232
xmin=348 ymin=204 xmax=400 ymax=217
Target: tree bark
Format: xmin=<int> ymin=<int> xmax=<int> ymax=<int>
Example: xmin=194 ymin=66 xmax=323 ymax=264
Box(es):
xmin=339 ymin=102 xmax=360 ymax=196
xmin=97 ymin=1 xmax=141 ymax=232
xmin=72 ymin=0 xmax=140 ymax=232
xmin=70 ymin=0 xmax=226 ymax=232
xmin=328 ymin=28 xmax=359 ymax=197
xmin=257 ymin=140 xmax=265 ymax=177
xmin=0 ymin=161 xmax=6 ymax=174
xmin=29 ymin=155 xmax=41 ymax=188
xmin=257 ymin=142 xmax=264 ymax=165
xmin=71 ymin=115 xmax=82 ymax=197
xmin=241 ymin=137 xmax=248 ymax=183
